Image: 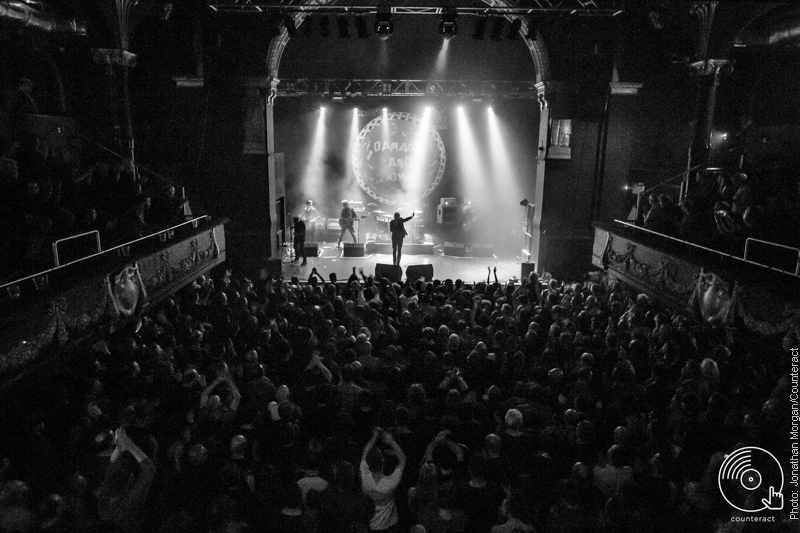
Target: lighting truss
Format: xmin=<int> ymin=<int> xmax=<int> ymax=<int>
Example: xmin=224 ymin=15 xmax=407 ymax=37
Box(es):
xmin=208 ymin=1 xmax=625 ymax=17
xmin=275 ymin=79 xmax=539 ymax=99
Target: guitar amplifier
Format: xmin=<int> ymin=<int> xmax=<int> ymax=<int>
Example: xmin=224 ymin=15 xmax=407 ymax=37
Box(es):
xmin=343 ymin=243 xmax=365 ymax=257
xmin=305 ymin=242 xmax=319 ymax=257
xmin=326 ymin=218 xmax=341 ymax=230
xmin=437 ymin=205 xmax=461 ymax=224
xmin=470 ymin=243 xmax=494 ymax=257
xmin=443 ymin=242 xmax=465 ymax=257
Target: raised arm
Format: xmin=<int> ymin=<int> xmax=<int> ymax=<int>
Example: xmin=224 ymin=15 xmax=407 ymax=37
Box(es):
xmin=200 ymin=373 xmax=224 ymax=408
xmin=307 ymin=352 xmax=333 ymax=383
xmin=362 ymin=427 xmax=382 ymax=463
xmin=308 ymin=267 xmax=325 ymax=284
xmin=383 ymin=431 xmax=406 ymax=471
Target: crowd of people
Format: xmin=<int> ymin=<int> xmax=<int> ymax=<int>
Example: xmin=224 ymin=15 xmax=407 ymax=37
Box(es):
xmin=0 ymin=131 xmax=188 ymax=278
xmin=0 ymin=261 xmax=791 ymax=533
xmin=642 ymin=170 xmax=800 ymax=254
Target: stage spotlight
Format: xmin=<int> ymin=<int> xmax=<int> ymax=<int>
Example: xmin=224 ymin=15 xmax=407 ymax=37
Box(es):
xmin=507 ymin=18 xmax=522 ymax=40
xmin=337 ymin=14 xmax=350 ymax=38
xmin=472 ymin=16 xmax=488 ymax=40
xmin=439 ymin=12 xmax=458 ymax=40
xmin=490 ymin=17 xmax=505 ymax=41
xmin=319 ymin=15 xmax=330 ymax=38
xmin=355 ymin=14 xmax=369 ymax=38
xmin=488 ymin=106 xmax=493 ymax=113
xmin=320 ymin=106 xmax=326 ymax=113
xmin=283 ymin=13 xmax=297 ymax=36
xmin=458 ymin=105 xmax=463 ymax=111
xmin=375 ymin=11 xmax=393 ymax=40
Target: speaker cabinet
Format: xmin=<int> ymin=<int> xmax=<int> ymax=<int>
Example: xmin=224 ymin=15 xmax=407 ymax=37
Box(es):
xmin=375 ymin=263 xmax=403 ymax=283
xmin=470 ymin=243 xmax=494 ymax=257
xmin=521 ymin=262 xmax=537 ymax=281
xmin=304 ymin=242 xmax=319 ymax=257
xmin=437 ymin=205 xmax=461 ymax=224
xmin=342 ymin=242 xmax=365 ymax=257
xmin=443 ymin=242 xmax=465 ymax=257
xmin=406 ymin=264 xmax=434 ymax=282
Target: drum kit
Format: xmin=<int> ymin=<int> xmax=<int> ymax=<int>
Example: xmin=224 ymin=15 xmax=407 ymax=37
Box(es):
xmin=369 ymin=205 xmax=427 ymax=242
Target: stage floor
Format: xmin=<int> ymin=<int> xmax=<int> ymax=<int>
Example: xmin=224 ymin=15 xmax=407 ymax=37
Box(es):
xmin=280 ymin=241 xmax=523 ymax=284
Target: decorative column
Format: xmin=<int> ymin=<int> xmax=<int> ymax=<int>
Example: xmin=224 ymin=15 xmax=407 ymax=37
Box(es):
xmin=596 ymin=80 xmax=642 ymax=222
xmin=528 ymin=82 xmax=550 ymax=273
xmin=92 ymin=0 xmax=139 ymax=167
xmin=682 ymin=1 xmax=728 ymax=200
xmin=265 ymin=77 xmax=280 ymax=258
xmin=238 ymin=76 xmax=279 ymax=261
xmin=683 ymin=59 xmax=731 ymax=198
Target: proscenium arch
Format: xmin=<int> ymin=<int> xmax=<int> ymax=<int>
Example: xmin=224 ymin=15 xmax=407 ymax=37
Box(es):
xmin=265 ymin=0 xmax=551 ymax=84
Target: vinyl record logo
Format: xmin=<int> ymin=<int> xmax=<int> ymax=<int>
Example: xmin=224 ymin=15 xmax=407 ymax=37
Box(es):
xmin=718 ymin=446 xmax=784 ymax=512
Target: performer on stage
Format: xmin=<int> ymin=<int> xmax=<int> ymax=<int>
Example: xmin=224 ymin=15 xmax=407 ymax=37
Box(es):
xmin=292 ymin=216 xmax=307 ymax=265
xmin=337 ymin=201 xmax=358 ymax=248
xmin=389 ymin=211 xmax=414 ymax=266
xmin=299 ymin=200 xmax=318 ymax=243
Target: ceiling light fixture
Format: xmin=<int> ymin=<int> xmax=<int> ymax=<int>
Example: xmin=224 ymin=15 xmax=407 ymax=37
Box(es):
xmin=374 ymin=10 xmax=393 ymax=40
xmin=439 ymin=11 xmax=458 ymax=40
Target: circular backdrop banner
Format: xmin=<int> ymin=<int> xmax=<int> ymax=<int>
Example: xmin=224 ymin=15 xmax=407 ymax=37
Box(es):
xmin=352 ymin=112 xmax=445 ymax=206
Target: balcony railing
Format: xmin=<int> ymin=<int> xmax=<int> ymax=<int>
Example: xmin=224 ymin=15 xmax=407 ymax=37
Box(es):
xmin=1 ymin=216 xmax=211 ymax=297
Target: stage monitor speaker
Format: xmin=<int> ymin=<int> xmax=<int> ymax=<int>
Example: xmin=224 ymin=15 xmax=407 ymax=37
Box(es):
xmin=521 ymin=262 xmax=537 ymax=281
xmin=375 ymin=263 xmax=402 ymax=283
xmin=342 ymin=242 xmax=365 ymax=257
xmin=443 ymin=242 xmax=465 ymax=257
xmin=437 ymin=205 xmax=461 ymax=224
xmin=406 ymin=264 xmax=433 ymax=282
xmin=471 ymin=243 xmax=494 ymax=257
xmin=304 ymin=242 xmax=319 ymax=257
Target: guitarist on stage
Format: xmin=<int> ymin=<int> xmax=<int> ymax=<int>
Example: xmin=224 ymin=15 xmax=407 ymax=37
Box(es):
xmin=337 ymin=201 xmax=358 ymax=248
xmin=299 ymin=200 xmax=319 ymax=243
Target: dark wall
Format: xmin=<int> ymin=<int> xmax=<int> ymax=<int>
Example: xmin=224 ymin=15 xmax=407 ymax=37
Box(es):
xmin=541 ymin=120 xmax=599 ymax=234
xmin=600 ymin=95 xmax=640 ymax=223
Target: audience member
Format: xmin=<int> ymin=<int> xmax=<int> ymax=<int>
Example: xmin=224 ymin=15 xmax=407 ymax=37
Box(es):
xmin=0 ymin=262 xmax=791 ymax=533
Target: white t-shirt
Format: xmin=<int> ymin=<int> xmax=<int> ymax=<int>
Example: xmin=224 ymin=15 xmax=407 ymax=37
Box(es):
xmin=360 ymin=460 xmax=404 ymax=530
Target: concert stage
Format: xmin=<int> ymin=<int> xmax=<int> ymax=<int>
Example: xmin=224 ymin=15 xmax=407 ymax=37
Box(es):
xmin=282 ymin=241 xmax=523 ymax=284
